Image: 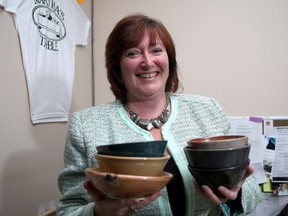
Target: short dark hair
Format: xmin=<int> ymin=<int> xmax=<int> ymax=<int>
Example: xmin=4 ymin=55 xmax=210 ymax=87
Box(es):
xmin=105 ymin=13 xmax=182 ymax=100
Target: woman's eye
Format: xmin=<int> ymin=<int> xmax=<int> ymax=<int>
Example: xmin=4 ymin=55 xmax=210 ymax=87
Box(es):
xmin=151 ymin=47 xmax=163 ymax=55
xmin=125 ymin=50 xmax=141 ymax=58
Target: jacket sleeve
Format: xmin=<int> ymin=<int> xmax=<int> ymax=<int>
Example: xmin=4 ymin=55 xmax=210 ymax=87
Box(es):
xmin=57 ymin=113 xmax=95 ymax=216
xmin=209 ymin=97 xmax=232 ymax=135
xmin=240 ymin=174 xmax=261 ymax=215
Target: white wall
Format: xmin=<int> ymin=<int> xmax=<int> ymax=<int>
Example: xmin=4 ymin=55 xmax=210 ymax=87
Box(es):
xmin=0 ymin=2 xmax=92 ymax=216
xmin=0 ymin=1 xmax=287 ymax=215
xmin=93 ymin=0 xmax=288 ymax=116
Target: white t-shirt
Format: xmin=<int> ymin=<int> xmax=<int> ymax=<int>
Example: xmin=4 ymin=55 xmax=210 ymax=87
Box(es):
xmin=2 ymin=0 xmax=90 ymax=124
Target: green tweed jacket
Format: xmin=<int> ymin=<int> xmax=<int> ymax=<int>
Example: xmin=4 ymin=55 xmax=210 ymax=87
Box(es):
xmin=57 ymin=93 xmax=260 ymax=216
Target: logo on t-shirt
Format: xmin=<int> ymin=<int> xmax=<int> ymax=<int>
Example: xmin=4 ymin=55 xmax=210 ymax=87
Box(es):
xmin=32 ymin=5 xmax=66 ymax=51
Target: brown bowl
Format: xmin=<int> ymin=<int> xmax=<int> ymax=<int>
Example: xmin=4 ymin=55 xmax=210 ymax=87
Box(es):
xmin=188 ymin=159 xmax=250 ymax=195
xmin=85 ymin=167 xmax=173 ymax=199
xmin=187 ymin=135 xmax=248 ymax=149
xmin=95 ymin=153 xmax=170 ymax=176
xmin=184 ymin=144 xmax=251 ymax=169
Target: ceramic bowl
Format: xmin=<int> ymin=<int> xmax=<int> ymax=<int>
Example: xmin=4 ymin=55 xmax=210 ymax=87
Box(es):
xmin=96 ymin=140 xmax=167 ymax=157
xmin=184 ymin=144 xmax=251 ymax=169
xmin=187 ymin=135 xmax=248 ymax=149
xmin=85 ymin=167 xmax=173 ymax=199
xmin=188 ymin=159 xmax=250 ymax=195
xmin=95 ymin=153 xmax=170 ymax=176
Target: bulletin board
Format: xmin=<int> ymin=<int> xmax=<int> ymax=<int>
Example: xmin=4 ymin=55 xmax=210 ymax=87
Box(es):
xmin=228 ymin=117 xmax=288 ymax=216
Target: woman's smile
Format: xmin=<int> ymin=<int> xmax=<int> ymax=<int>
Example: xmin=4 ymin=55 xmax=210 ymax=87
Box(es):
xmin=137 ymin=72 xmax=159 ymax=79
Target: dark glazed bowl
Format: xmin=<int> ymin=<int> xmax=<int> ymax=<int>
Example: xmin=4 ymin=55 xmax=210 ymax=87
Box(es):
xmin=184 ymin=144 xmax=251 ymax=169
xmin=188 ymin=159 xmax=250 ymax=194
xmin=187 ymin=135 xmax=248 ymax=149
xmin=96 ymin=140 xmax=167 ymax=157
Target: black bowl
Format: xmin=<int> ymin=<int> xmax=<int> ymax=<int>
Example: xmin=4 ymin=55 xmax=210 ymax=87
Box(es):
xmin=184 ymin=144 xmax=250 ymax=169
xmin=96 ymin=140 xmax=167 ymax=157
xmin=188 ymin=159 xmax=250 ymax=194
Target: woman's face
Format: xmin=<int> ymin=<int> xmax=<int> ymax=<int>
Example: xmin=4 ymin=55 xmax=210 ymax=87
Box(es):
xmin=120 ymin=33 xmax=169 ymax=100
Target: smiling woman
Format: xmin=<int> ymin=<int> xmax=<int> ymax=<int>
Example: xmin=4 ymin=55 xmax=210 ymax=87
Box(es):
xmin=105 ymin=13 xmax=179 ymax=102
xmin=120 ymin=32 xmax=169 ymax=104
xmin=57 ymin=13 xmax=260 ymax=216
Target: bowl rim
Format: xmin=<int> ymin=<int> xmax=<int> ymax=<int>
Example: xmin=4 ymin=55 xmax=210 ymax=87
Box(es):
xmin=85 ymin=167 xmax=173 ymax=198
xmin=85 ymin=167 xmax=173 ymax=180
xmin=188 ymin=135 xmax=248 ymax=143
xmin=95 ymin=153 xmax=170 ymax=161
xmin=184 ymin=144 xmax=251 ymax=152
xmin=96 ymin=140 xmax=168 ymax=149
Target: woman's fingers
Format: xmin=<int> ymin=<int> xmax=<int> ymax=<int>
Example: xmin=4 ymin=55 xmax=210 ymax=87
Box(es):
xmin=194 ymin=164 xmax=255 ymax=205
xmin=201 ymin=185 xmax=226 ymax=205
xmin=84 ymin=181 xmax=162 ymax=216
xmin=83 ymin=180 xmax=107 ymax=201
xmin=119 ymin=191 xmax=162 ymax=211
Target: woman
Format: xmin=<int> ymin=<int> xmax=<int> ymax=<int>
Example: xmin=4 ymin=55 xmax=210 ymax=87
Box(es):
xmin=57 ymin=13 xmax=260 ymax=216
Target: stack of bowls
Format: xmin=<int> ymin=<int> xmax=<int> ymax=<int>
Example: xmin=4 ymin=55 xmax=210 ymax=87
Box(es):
xmin=184 ymin=135 xmax=250 ymax=195
xmin=85 ymin=140 xmax=173 ymax=199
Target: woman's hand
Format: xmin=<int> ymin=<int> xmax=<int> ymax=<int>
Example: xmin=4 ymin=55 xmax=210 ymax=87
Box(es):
xmin=194 ymin=165 xmax=254 ymax=205
xmin=83 ymin=180 xmax=162 ymax=216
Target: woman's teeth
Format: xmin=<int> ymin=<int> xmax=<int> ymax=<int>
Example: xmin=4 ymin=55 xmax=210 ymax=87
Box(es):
xmin=137 ymin=72 xmax=158 ymax=78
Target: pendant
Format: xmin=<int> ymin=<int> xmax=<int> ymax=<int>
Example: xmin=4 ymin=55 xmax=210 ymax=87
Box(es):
xmin=138 ymin=119 xmax=154 ymax=131
xmin=152 ymin=119 xmax=162 ymax=128
xmin=146 ymin=123 xmax=154 ymax=131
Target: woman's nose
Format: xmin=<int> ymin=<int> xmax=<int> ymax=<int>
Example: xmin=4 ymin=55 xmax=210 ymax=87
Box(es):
xmin=141 ymin=53 xmax=154 ymax=70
